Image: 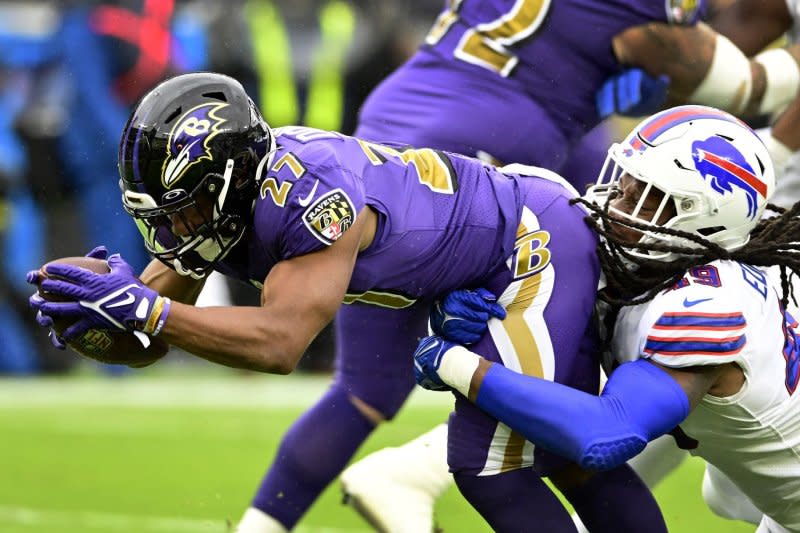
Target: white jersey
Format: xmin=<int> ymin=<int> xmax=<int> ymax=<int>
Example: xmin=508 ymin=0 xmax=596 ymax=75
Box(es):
xmin=609 ymin=260 xmax=800 ymax=530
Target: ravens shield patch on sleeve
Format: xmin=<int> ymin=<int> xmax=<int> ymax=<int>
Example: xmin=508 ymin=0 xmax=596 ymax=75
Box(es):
xmin=302 ymin=188 xmax=357 ymax=245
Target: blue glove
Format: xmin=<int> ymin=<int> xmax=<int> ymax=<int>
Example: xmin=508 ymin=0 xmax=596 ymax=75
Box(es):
xmin=27 ymin=246 xmax=110 ymax=349
xmin=596 ymin=68 xmax=670 ymax=120
xmin=430 ymin=288 xmax=506 ymax=345
xmin=414 ymin=335 xmax=459 ymax=392
xmin=28 ymin=253 xmax=170 ymax=343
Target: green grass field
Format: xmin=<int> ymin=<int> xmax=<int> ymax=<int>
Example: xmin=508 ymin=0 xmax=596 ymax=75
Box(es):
xmin=0 ymin=368 xmax=754 ymax=533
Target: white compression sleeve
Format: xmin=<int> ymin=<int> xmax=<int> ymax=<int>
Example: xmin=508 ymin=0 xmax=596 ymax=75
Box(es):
xmin=690 ymin=34 xmax=752 ymax=114
xmin=754 ymin=48 xmax=800 ymax=116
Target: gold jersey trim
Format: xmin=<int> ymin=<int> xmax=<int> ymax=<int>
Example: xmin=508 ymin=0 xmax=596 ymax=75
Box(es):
xmin=343 ymin=290 xmax=417 ymax=309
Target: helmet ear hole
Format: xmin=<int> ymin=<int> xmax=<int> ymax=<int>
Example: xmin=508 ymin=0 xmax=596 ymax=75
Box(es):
xmin=164 ymin=107 xmax=183 ymax=124
xmin=697 ymin=226 xmax=726 ymax=237
xmin=202 ymin=91 xmax=227 ymax=102
xmin=754 ymin=154 xmax=766 ymax=174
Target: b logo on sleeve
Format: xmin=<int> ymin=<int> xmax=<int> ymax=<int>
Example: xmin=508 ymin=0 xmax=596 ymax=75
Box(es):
xmin=302 ymin=188 xmax=357 ymax=245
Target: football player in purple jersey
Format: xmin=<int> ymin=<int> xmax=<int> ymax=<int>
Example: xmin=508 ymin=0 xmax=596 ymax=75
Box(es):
xmin=356 ymin=0 xmax=800 ymax=189
xmin=28 ymin=72 xmax=670 ymax=532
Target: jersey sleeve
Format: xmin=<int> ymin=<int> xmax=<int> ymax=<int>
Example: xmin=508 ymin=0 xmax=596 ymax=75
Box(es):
xmin=276 ymin=148 xmax=366 ymax=260
xmin=613 ymin=261 xmax=777 ymax=370
xmin=635 ymin=272 xmax=749 ymax=368
xmin=642 ymin=307 xmax=747 ymax=367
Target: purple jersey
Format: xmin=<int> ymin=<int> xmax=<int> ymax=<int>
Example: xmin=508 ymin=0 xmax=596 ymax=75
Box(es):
xmin=217 ymin=126 xmax=530 ymax=304
xmin=216 ymin=126 xmax=602 ymax=482
xmin=356 ymin=0 xmax=704 ymax=178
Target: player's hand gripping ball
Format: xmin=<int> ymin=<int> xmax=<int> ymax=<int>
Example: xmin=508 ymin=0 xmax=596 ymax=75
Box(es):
xmin=28 ymin=249 xmax=169 ymax=367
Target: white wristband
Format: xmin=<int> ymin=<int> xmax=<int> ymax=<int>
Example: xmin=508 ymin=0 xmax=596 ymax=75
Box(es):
xmin=437 ymin=346 xmax=482 ymax=397
xmin=690 ymin=34 xmax=752 ymax=114
xmin=754 ymin=48 xmax=800 ymax=115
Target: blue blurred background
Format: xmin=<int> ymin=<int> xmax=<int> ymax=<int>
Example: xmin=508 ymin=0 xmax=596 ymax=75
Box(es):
xmin=0 ymin=0 xmax=439 ymax=375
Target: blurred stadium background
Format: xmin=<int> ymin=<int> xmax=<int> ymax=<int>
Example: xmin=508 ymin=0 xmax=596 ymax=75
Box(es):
xmin=0 ymin=1 xmax=761 ymax=531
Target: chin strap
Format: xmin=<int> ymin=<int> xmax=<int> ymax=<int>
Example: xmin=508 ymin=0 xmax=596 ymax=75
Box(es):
xmin=173 ymin=257 xmax=209 ymax=280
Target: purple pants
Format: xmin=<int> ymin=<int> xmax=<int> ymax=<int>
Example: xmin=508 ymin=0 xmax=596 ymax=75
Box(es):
xmin=337 ymin=175 xmax=600 ymax=476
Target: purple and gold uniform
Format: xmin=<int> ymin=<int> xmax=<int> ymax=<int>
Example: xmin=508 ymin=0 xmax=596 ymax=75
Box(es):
xmin=356 ymin=0 xmax=704 ymax=181
xmin=215 ymin=126 xmax=600 ymax=474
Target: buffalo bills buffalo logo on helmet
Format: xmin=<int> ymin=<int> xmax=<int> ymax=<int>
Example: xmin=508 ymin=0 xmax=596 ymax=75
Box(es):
xmin=161 ymin=102 xmax=228 ymax=189
xmin=691 ymin=135 xmax=766 ymax=220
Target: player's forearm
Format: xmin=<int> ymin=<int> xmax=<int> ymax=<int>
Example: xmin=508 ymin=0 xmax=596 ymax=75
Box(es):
xmin=159 ymin=302 xmax=312 ymax=373
xmin=466 ymin=359 xmax=690 ymax=470
xmin=745 ymin=43 xmax=800 ymax=117
xmin=618 ymin=23 xmax=800 ymax=118
xmin=139 ymin=259 xmax=205 ymax=305
xmin=693 ymin=39 xmax=800 ymax=118
xmin=667 ymin=39 xmax=800 ymax=119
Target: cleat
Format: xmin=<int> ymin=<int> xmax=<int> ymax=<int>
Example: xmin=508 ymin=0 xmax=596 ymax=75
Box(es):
xmin=341 ymin=425 xmax=451 ymax=533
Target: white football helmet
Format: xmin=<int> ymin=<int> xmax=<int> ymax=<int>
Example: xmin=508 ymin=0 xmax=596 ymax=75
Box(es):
xmin=584 ymin=105 xmax=775 ymax=261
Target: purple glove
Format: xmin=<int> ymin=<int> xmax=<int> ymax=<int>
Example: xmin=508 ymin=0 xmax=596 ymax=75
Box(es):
xmin=31 ymin=253 xmax=170 ymax=342
xmin=430 ymin=288 xmax=507 ymax=345
xmin=27 ymin=246 xmax=110 ymax=349
xmin=28 ymin=301 xmax=66 ymax=350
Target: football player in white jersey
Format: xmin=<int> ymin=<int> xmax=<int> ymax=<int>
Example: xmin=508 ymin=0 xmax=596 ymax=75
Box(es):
xmin=415 ymin=105 xmax=800 ymax=532
xmin=340 ymin=1 xmax=800 ymax=527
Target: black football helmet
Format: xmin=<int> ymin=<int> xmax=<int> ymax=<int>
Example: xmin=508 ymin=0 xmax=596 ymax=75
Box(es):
xmin=118 ymin=72 xmax=273 ymax=278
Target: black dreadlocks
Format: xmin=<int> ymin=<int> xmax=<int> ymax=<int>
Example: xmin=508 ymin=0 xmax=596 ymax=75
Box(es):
xmin=570 ymin=197 xmax=800 ymax=310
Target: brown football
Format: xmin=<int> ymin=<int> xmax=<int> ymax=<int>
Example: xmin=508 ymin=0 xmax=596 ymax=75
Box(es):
xmin=38 ymin=256 xmax=169 ymax=367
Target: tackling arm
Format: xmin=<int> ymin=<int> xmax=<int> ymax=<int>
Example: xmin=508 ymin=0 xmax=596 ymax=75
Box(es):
xmin=413 ymin=335 xmax=707 ymax=470
xmin=465 ymin=357 xmax=696 ymax=470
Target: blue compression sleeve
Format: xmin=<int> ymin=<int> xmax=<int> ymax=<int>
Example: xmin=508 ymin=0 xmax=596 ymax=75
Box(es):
xmin=475 ymin=359 xmax=690 ymax=470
